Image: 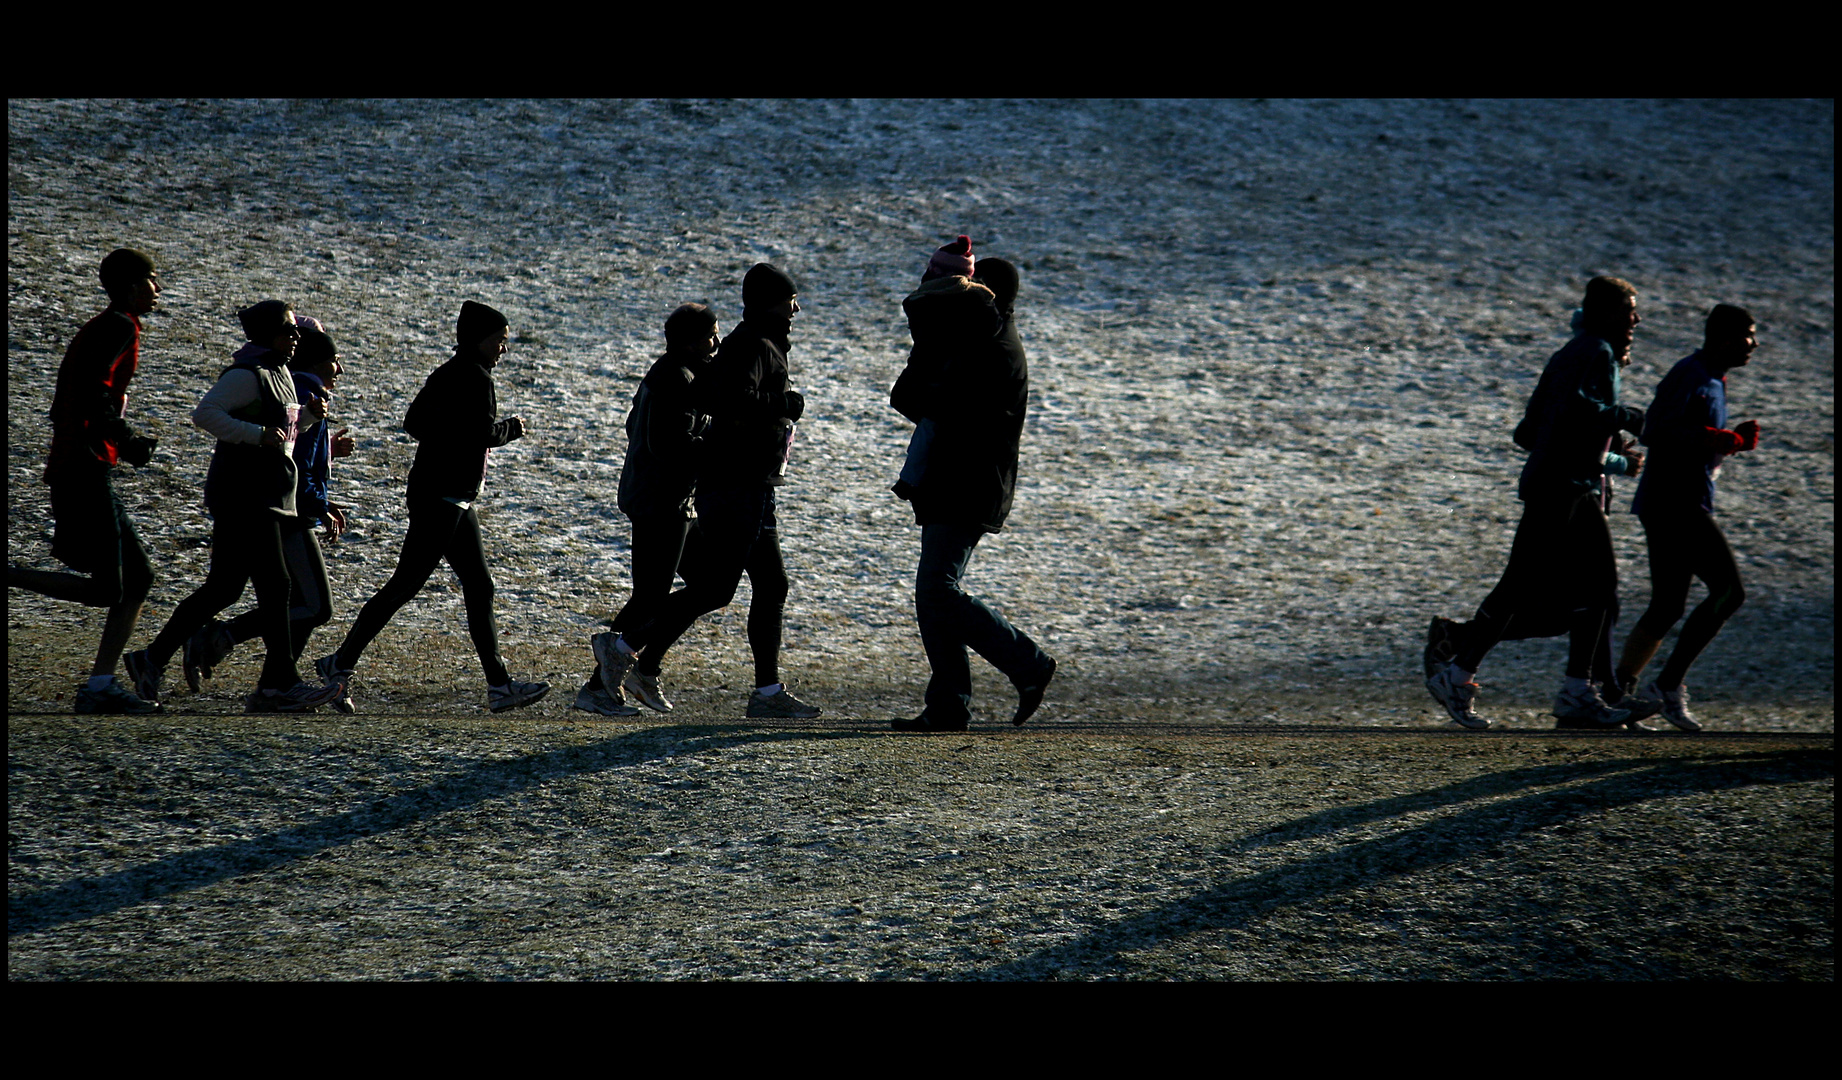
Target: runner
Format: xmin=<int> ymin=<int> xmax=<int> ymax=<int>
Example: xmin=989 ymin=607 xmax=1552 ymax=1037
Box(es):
xmin=1425 ymin=276 xmax=1649 ymax=730
xmin=591 ymin=265 xmax=822 ymax=719
xmin=8 ymin=249 xmax=166 ymax=714
xmin=315 ymin=301 xmax=550 ymax=713
xmin=184 ymin=319 xmax=358 ymax=712
xmin=1611 ymin=304 xmax=1764 ymax=732
xmin=573 ymin=303 xmax=719 ymax=717
xmin=125 ymin=300 xmax=346 ymax=713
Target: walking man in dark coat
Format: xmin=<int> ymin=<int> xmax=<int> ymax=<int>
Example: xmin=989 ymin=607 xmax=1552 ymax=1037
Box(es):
xmin=592 ymin=265 xmax=822 ymax=719
xmin=890 ymin=247 xmax=1056 ymax=732
xmin=9 ymin=248 xmax=166 ymax=713
xmin=316 ymin=301 xmax=550 ymax=713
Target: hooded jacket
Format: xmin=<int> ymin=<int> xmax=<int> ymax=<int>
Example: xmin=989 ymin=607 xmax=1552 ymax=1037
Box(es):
xmin=1514 ymin=333 xmax=1642 ymax=503
xmin=891 ymin=277 xmax=1026 ymax=533
xmin=695 ymin=316 xmax=801 ymax=491
xmin=195 ymin=343 xmax=302 ymax=518
xmin=402 ymin=349 xmax=521 ymax=505
xmin=618 ymin=348 xmax=711 ymax=519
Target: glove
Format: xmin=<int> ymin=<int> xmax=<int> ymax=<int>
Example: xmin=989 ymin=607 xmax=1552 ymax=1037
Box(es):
xmin=780 ymin=390 xmax=806 ymax=423
xmin=120 ymin=434 xmax=158 ymax=467
xmin=1734 ymin=419 xmax=1760 ymax=452
xmin=1613 ymin=404 xmax=1645 ymax=435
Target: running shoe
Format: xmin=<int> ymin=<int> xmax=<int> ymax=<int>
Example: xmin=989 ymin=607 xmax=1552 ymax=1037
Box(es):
xmin=1426 ymin=664 xmax=1490 ymax=730
xmin=1423 ymin=616 xmax=1462 ymax=679
xmin=315 ymin=653 xmax=357 ymax=713
xmin=746 ymin=686 xmax=822 ymax=719
xmin=573 ymin=682 xmax=640 ymax=717
xmin=245 ymin=679 xmax=347 ymax=713
xmin=123 ymin=648 xmax=162 ymax=704
xmin=590 ymin=633 xmax=635 ymax=691
xmin=1640 ymin=681 xmax=1702 ymax=733
xmin=74 ymin=677 xmax=164 ymax=715
xmin=623 ymin=667 xmax=674 ymax=713
xmin=1552 ymin=682 xmax=1633 ymax=729
xmin=489 ymin=679 xmax=551 ymax=713
xmin=1013 ymin=656 xmax=1057 ymax=726
xmin=182 ymin=618 xmax=234 ymax=693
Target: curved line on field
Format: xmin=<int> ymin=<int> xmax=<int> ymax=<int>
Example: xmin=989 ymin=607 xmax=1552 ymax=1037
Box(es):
xmin=5 ymin=725 xmax=875 ymax=939
xmin=965 ymin=748 xmax=1833 ymax=981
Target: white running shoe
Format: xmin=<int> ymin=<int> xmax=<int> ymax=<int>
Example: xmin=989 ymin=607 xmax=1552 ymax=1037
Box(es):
xmin=590 ymin=633 xmax=635 ymax=689
xmin=1641 ymin=681 xmax=1702 ymax=733
xmin=489 ymin=679 xmax=551 ymax=714
xmin=1426 ymin=664 xmax=1490 ymax=730
xmin=623 ymin=667 xmax=674 ymax=713
xmin=1552 ymin=682 xmax=1634 ymax=729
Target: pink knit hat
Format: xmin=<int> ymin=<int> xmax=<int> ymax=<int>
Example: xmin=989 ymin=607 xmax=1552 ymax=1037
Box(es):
xmin=925 ymin=235 xmax=975 ymax=280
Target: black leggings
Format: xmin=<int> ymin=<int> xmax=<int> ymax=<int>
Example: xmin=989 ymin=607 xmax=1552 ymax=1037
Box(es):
xmin=1633 ymin=509 xmax=1745 ymax=690
xmin=147 ymin=511 xmax=300 ymax=691
xmin=333 ymin=499 xmax=508 ymax=685
xmin=622 ymin=485 xmax=788 ymax=688
xmin=225 ymin=526 xmax=332 ymax=661
xmin=1457 ymin=490 xmax=1617 ymax=680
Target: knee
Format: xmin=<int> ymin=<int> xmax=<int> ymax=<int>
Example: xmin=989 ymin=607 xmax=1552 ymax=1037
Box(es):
xmin=1714 ymin=581 xmax=1746 ymax=618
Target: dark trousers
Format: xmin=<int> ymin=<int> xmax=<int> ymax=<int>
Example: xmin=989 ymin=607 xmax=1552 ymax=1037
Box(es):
xmin=334 ymin=498 xmax=508 ymax=685
xmin=915 ymin=521 xmax=1052 ymax=724
xmin=623 ymin=485 xmax=787 ymax=688
xmin=1633 ymin=509 xmax=1745 ymax=690
xmin=147 ymin=511 xmax=300 ymax=691
xmin=12 ymin=470 xmax=153 ymax=610
xmin=1456 ymin=490 xmax=1617 ymax=680
xmin=607 ymin=513 xmax=700 ymax=678
xmin=225 ymin=526 xmax=331 ymax=661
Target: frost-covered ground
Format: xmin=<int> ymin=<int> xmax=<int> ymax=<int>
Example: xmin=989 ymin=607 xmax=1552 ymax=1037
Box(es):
xmin=7 ymin=99 xmax=1833 ymax=729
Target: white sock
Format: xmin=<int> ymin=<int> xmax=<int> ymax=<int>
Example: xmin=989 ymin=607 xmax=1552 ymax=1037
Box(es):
xmin=1563 ymin=676 xmax=1592 ymax=696
xmin=88 ymin=674 xmax=114 ymax=692
xmin=616 ymin=635 xmax=639 ymax=657
xmin=756 ymin=683 xmax=782 ymax=697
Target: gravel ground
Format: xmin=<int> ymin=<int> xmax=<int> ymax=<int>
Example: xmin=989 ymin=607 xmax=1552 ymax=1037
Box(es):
xmin=6 ymin=99 xmax=1832 ymax=979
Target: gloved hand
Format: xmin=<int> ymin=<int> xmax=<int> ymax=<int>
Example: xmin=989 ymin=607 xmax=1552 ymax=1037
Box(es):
xmin=120 ymin=434 xmax=158 ymax=467
xmin=779 ymin=390 xmax=806 ymax=423
xmin=1614 ymin=404 xmax=1645 ymax=435
xmin=1734 ymin=419 xmax=1761 ymax=452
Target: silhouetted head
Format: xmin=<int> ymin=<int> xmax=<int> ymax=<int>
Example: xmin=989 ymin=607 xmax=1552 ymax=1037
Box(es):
xmin=978 ymin=258 xmax=1020 ymax=313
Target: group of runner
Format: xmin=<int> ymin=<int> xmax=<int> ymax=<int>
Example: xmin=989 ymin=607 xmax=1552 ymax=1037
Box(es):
xmin=1424 ymin=276 xmax=1764 ymax=732
xmin=11 ymin=253 xmax=1760 ymax=732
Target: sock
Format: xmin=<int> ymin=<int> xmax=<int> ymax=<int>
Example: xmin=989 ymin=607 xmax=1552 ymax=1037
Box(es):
xmin=88 ymin=674 xmax=114 ymax=692
xmin=1563 ymin=676 xmax=1592 ymax=697
xmin=616 ymin=636 xmax=638 ymax=657
xmin=757 ymin=683 xmax=782 ymax=697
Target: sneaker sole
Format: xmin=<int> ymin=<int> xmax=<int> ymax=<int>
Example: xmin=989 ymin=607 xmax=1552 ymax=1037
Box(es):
xmin=491 ymin=685 xmax=552 ymax=713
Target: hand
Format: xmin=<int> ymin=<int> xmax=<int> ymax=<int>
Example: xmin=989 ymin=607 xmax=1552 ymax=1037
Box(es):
xmin=781 ymin=390 xmax=806 ymax=423
xmin=1734 ymin=419 xmax=1761 ymax=451
xmin=1623 ymin=448 xmax=1644 ymax=478
xmin=330 ymin=426 xmax=356 ymax=458
xmin=260 ymin=426 xmax=285 ymax=449
xmin=120 ymin=435 xmax=158 ymax=467
xmin=323 ymin=505 xmax=348 ymax=544
xmin=303 ymin=396 xmax=329 ymax=423
xmin=506 ymin=416 xmax=528 ymax=441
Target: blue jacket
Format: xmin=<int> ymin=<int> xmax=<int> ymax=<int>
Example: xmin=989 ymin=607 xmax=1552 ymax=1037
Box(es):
xmin=1632 ymin=350 xmax=1729 ymax=517
xmin=291 ymin=370 xmax=333 ymax=528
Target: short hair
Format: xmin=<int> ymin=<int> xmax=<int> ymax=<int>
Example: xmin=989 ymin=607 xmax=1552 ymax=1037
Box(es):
xmin=1582 ymin=275 xmax=1637 ymax=312
xmin=664 ymin=302 xmax=717 ymax=345
xmin=99 ymin=248 xmax=155 ymax=296
xmin=977 ymin=258 xmax=1020 ymax=312
xmin=1705 ymin=303 xmax=1755 ymax=341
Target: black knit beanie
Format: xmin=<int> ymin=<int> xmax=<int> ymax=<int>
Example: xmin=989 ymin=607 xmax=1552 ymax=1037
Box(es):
xmin=457 ymin=300 xmax=509 ymax=347
xmin=295 ymin=327 xmax=337 ymax=368
xmin=977 ymin=258 xmax=1020 ymax=311
xmin=238 ymin=300 xmax=294 ymax=342
xmin=742 ymin=264 xmax=797 ymax=309
xmin=1706 ymin=303 xmax=1755 ymax=340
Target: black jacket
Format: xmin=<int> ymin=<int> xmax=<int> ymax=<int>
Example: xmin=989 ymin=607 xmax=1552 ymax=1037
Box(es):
xmin=403 ymin=350 xmax=522 ymax=504
xmin=696 ymin=317 xmax=801 ymax=492
xmin=891 ymin=284 xmax=1027 ymax=533
xmin=618 ymin=349 xmax=710 ymax=520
